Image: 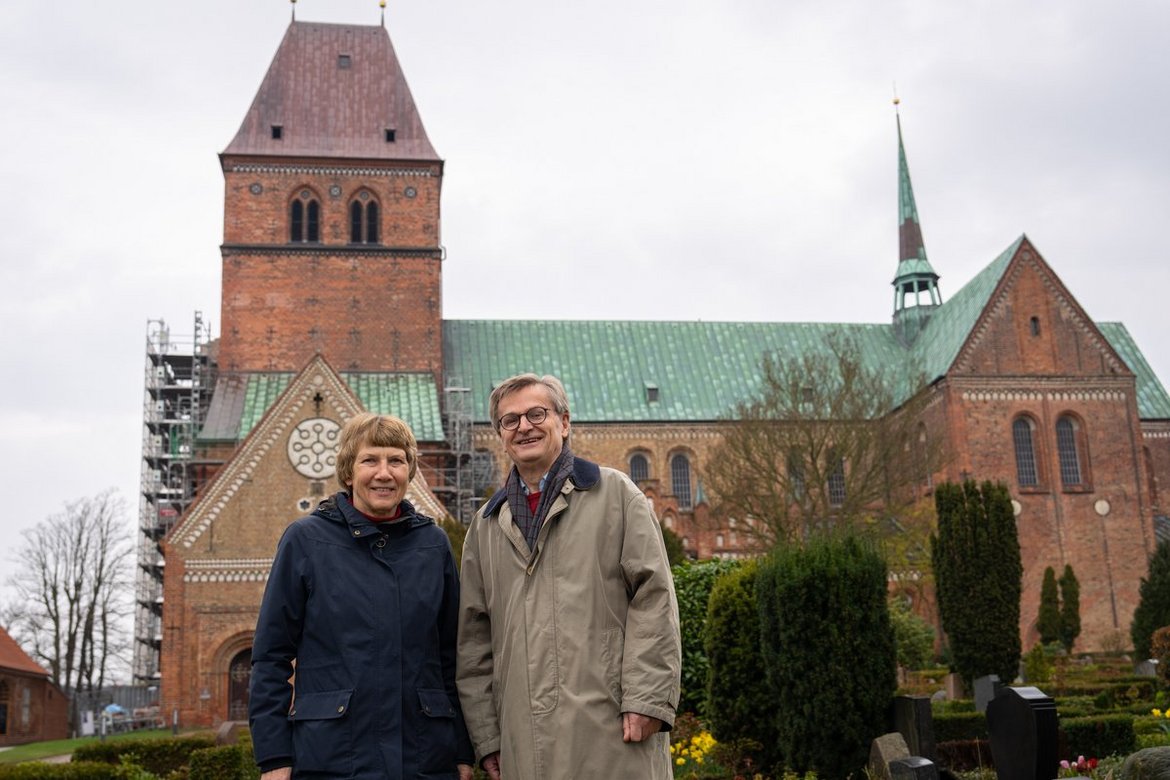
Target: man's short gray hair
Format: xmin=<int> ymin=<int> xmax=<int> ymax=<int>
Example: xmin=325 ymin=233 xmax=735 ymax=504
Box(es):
xmin=489 ymin=373 xmax=571 ymax=433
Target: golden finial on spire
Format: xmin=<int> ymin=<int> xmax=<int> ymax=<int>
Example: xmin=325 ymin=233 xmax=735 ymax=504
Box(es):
xmin=892 ymin=82 xmax=901 ymax=115
xmin=380 ymin=0 xmax=387 ymax=26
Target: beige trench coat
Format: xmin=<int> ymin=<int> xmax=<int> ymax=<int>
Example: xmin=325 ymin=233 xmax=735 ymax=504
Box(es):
xmin=456 ymin=458 xmax=681 ymax=779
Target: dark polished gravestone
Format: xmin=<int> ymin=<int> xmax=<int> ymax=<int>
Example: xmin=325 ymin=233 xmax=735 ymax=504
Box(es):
xmin=890 ymin=756 xmax=940 ymax=780
xmin=894 ymin=695 xmax=936 ymax=762
xmin=986 ymin=686 xmax=1058 ymax=780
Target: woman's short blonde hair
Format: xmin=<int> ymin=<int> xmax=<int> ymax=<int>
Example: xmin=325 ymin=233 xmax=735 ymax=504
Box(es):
xmin=335 ymin=412 xmax=419 ymax=489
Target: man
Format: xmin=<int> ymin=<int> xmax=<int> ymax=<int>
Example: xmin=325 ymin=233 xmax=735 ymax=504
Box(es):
xmin=457 ymin=374 xmax=681 ymax=779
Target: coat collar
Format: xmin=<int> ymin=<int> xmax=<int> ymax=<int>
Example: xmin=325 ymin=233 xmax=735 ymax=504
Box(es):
xmin=482 ymin=456 xmax=601 ymax=517
xmin=315 ymin=491 xmax=432 ymax=540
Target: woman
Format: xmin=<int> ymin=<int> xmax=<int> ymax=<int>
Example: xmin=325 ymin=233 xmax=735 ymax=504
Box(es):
xmin=250 ymin=413 xmax=474 ymax=779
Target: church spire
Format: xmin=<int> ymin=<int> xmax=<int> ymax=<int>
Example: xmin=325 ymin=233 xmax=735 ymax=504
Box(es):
xmin=892 ymin=102 xmax=941 ymax=344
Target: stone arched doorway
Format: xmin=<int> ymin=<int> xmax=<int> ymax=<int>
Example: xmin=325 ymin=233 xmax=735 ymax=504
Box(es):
xmin=227 ymin=648 xmax=252 ymax=722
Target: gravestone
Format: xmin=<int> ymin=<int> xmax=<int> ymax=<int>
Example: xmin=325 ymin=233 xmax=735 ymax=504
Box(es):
xmin=868 ymin=733 xmax=910 ymax=780
xmin=894 ymin=695 xmax=936 ymax=761
xmin=986 ymin=686 xmax=1058 ymax=780
xmin=974 ymin=674 xmax=1003 ymax=713
xmin=1135 ymin=659 xmax=1158 ymax=677
xmin=890 ymin=756 xmax=939 ymax=780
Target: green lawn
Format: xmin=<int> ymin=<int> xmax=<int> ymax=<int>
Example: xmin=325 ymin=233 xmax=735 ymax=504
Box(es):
xmin=0 ymin=729 xmax=175 ymax=765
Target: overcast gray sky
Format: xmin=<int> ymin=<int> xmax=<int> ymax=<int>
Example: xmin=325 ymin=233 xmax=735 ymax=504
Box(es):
xmin=1 ymin=0 xmax=1167 ymax=596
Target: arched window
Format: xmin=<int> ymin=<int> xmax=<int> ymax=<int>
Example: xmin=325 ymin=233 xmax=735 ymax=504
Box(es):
xmin=349 ymin=194 xmax=380 ymax=244
xmin=671 ymin=454 xmax=693 ymax=510
xmin=787 ymin=451 xmax=806 ymax=501
xmin=629 ymin=453 xmax=649 ymax=484
xmin=290 ymin=190 xmax=320 ymax=243
xmin=1056 ymin=415 xmax=1085 ymax=488
xmin=827 ymin=451 xmax=846 ymax=508
xmin=1013 ymin=417 xmax=1040 ymax=487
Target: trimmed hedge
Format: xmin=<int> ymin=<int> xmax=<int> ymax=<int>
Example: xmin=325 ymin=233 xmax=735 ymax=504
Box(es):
xmin=1060 ymin=714 xmax=1137 ymax=759
xmin=189 ymin=743 xmax=260 ymax=780
xmin=1094 ymin=681 xmax=1156 ymax=710
xmin=0 ymin=764 xmax=128 ymax=780
xmin=933 ymin=710 xmax=989 ymax=742
xmin=73 ymin=735 xmax=217 ymax=776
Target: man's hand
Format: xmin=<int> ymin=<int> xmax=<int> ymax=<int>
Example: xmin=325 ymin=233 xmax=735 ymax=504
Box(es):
xmin=482 ymin=752 xmax=502 ymax=780
xmin=458 ymin=762 xmax=474 ymax=780
xmin=260 ymin=769 xmax=292 ymax=780
xmin=622 ymin=712 xmax=663 ymax=743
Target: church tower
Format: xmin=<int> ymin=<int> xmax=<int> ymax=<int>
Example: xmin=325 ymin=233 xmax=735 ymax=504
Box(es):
xmin=891 ymin=108 xmax=941 ymax=345
xmin=218 ymin=20 xmax=444 ymax=376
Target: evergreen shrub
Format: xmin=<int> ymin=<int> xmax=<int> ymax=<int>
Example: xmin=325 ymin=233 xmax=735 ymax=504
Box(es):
xmin=1150 ymin=626 xmax=1170 ymax=689
xmin=704 ymin=560 xmax=777 ymax=772
xmin=757 ymin=535 xmax=896 ymax=780
xmin=673 ymin=558 xmax=742 ymax=715
xmin=931 ymin=480 xmax=1022 ymax=685
xmin=1132 ymin=541 xmax=1170 ymax=660
xmin=0 ymin=764 xmax=125 ymax=780
xmin=1059 ymin=565 xmax=1082 ymax=652
xmin=932 ymin=710 xmax=989 ymax=742
xmin=188 ymin=743 xmax=260 ymax=780
xmin=73 ymin=736 xmax=217 ymax=776
xmin=1059 ymin=714 xmax=1137 ymax=759
xmin=1038 ymin=567 xmax=1061 ymax=645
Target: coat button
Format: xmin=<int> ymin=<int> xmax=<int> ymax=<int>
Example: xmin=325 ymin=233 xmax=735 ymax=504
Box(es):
xmin=353 ymin=530 xmax=361 ymax=536
xmin=375 ymin=537 xmax=386 ymax=548
xmin=337 ymin=706 xmax=345 ymax=713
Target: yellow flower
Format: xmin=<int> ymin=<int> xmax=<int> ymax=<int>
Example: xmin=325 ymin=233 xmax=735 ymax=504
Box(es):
xmin=676 ymin=757 xmax=685 ymax=766
xmin=1154 ymin=708 xmax=1163 ymax=717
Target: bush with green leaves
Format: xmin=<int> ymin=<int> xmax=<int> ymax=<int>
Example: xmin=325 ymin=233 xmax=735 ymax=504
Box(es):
xmin=704 ymin=559 xmax=777 ymax=772
xmin=1060 ymin=714 xmax=1136 ymax=759
xmin=1132 ymin=541 xmax=1170 ymax=660
xmin=188 ymin=743 xmax=259 ymax=780
xmin=757 ymin=535 xmax=896 ymax=780
xmin=931 ymin=480 xmax=1022 ymax=685
xmin=0 ymin=764 xmax=128 ymax=780
xmin=889 ymin=597 xmax=935 ymax=671
xmin=673 ymin=557 xmax=742 ymax=715
xmin=73 ymin=736 xmax=216 ymax=777
xmin=1023 ymin=642 xmax=1053 ymax=684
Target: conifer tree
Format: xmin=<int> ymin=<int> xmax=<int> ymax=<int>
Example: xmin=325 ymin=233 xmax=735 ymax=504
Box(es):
xmin=1132 ymin=541 xmax=1170 ymax=659
xmin=1037 ymin=566 xmax=1061 ymax=645
xmin=1058 ymin=564 xmax=1081 ymax=653
xmin=930 ymin=480 xmax=1022 ymax=684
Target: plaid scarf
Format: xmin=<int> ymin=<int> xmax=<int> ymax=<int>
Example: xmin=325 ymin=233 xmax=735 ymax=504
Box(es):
xmin=505 ymin=445 xmax=575 ymax=552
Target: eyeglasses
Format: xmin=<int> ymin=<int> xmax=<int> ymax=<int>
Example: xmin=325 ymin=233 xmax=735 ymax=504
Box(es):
xmin=499 ymin=406 xmax=550 ymax=431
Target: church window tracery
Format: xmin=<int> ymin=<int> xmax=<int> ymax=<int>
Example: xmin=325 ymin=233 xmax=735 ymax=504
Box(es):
xmin=349 ymin=194 xmax=380 ymax=244
xmin=290 ymin=190 xmax=320 ymax=243
xmin=670 ymin=453 xmax=693 ymax=510
xmin=1013 ymin=416 xmax=1041 ymax=487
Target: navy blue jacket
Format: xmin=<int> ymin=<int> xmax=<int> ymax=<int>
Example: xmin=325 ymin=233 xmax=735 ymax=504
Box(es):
xmin=250 ymin=493 xmax=474 ymax=779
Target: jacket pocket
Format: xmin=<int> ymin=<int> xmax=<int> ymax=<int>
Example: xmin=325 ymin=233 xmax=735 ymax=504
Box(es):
xmin=415 ymin=688 xmax=457 ymax=775
xmin=289 ymin=688 xmax=355 ymax=774
xmin=600 ymin=627 xmax=624 ymax=705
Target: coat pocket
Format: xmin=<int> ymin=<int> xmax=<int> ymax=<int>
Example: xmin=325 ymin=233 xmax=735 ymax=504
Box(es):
xmin=289 ymin=688 xmax=355 ymax=774
xmin=415 ymin=688 xmax=457 ymax=774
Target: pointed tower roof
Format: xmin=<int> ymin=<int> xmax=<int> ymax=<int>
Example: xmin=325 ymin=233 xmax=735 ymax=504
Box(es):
xmin=892 ymin=108 xmax=941 ymax=344
xmin=223 ymin=21 xmax=439 ymax=162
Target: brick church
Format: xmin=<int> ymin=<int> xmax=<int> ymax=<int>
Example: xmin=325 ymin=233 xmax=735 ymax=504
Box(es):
xmin=144 ymin=17 xmax=1170 ymax=728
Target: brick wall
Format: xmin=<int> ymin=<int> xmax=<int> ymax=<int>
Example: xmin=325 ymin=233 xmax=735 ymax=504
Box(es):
xmin=218 ymin=160 xmax=443 ymax=375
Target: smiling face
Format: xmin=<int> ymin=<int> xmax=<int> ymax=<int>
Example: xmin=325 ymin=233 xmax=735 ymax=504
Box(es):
xmin=497 ymin=383 xmax=570 ymax=487
xmin=346 ymin=445 xmax=411 ymax=518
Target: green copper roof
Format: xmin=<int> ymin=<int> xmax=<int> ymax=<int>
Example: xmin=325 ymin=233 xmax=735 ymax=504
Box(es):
xmin=909 ymin=237 xmax=1021 ymax=381
xmin=218 ymin=372 xmax=444 ymax=442
xmin=1098 ymin=323 xmax=1170 ymax=419
xmin=340 ymin=373 xmax=446 ymax=440
xmin=443 ymin=319 xmax=907 ymax=423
